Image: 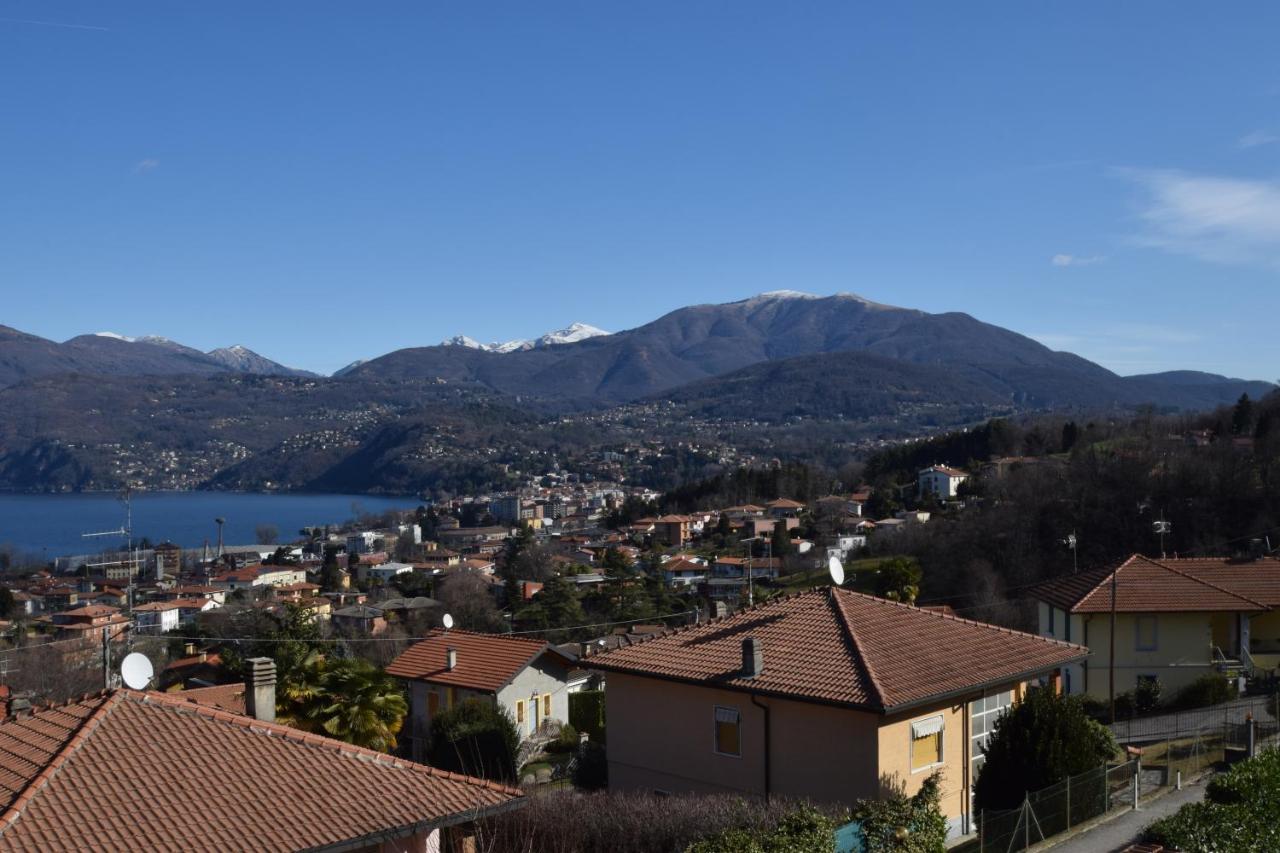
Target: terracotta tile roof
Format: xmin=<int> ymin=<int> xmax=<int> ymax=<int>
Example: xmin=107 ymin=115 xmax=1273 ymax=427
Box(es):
xmin=1032 ymin=554 xmax=1272 ymax=613
xmin=765 ymin=498 xmax=805 ymax=509
xmin=0 ymin=690 xmax=522 ymax=852
xmin=172 ymin=683 xmax=246 ymax=714
xmin=57 ymin=605 xmax=119 ymax=619
xmin=386 ymin=630 xmax=559 ymax=692
xmin=586 ymin=588 xmax=1085 ymax=712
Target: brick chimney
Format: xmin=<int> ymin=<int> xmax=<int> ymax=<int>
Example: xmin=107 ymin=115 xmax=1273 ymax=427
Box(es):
xmin=446 ymin=647 xmax=457 ymax=671
xmin=244 ymin=657 xmax=276 ymax=723
xmin=741 ymin=637 xmax=763 ymax=678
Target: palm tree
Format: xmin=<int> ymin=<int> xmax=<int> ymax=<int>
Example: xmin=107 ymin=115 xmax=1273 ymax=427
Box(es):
xmin=277 ymin=655 xmax=408 ymax=753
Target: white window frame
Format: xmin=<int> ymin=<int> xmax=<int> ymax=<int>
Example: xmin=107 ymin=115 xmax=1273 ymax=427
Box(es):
xmin=713 ymin=706 xmax=742 ymax=758
xmin=909 ymin=714 xmax=945 ymax=773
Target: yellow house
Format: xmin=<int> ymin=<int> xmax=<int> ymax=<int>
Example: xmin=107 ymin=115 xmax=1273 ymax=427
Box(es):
xmin=586 ymin=587 xmax=1084 ymax=840
xmin=1033 ymin=554 xmax=1280 ymax=700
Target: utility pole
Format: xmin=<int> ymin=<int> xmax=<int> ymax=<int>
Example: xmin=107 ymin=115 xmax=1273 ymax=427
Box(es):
xmin=102 ymin=626 xmax=111 ymax=691
xmin=1109 ymin=566 xmax=1119 ymax=724
xmin=1154 ymin=516 xmax=1172 ymax=559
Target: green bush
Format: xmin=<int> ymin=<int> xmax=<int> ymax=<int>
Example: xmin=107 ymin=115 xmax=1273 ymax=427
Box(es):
xmin=855 ymin=773 xmax=948 ymax=853
xmin=546 ymin=723 xmax=579 ymax=754
xmin=1113 ymin=691 xmax=1135 ymax=719
xmin=686 ymin=806 xmax=838 ymax=853
xmin=426 ymin=699 xmax=519 ymax=783
xmin=569 ymin=690 xmax=607 ymax=744
xmin=974 ymin=690 xmax=1119 ymax=812
xmin=1135 ymin=677 xmax=1162 ymax=714
xmin=572 ymin=741 xmax=608 ymax=790
xmin=1145 ymin=747 xmax=1280 ymax=852
xmin=1173 ymin=674 xmax=1238 ymax=710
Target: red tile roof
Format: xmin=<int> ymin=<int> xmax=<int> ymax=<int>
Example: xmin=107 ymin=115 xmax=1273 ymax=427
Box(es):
xmin=1033 ymin=554 xmax=1273 ymax=613
xmin=586 ymin=588 xmax=1085 ymax=712
xmin=172 ymin=683 xmax=246 ymax=714
xmin=0 ymin=690 xmax=521 ymax=852
xmin=387 ymin=630 xmax=564 ymax=692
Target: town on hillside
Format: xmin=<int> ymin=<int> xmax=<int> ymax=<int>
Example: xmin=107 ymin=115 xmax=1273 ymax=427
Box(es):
xmin=3 ymin=391 xmax=1280 ymax=851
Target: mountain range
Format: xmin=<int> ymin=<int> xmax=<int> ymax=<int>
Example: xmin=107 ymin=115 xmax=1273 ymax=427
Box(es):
xmin=0 ymin=327 xmax=314 ymax=388
xmin=0 ymin=292 xmax=1272 ymax=494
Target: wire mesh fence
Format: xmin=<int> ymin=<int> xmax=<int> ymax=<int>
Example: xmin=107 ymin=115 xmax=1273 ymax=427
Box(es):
xmin=977 ymin=760 xmax=1137 ymax=853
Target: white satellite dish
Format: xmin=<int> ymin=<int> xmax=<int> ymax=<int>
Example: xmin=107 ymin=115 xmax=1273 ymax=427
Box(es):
xmin=828 ymin=555 xmax=846 ymax=587
xmin=442 ymin=613 xmax=454 ymax=630
xmin=120 ymin=652 xmax=154 ymax=690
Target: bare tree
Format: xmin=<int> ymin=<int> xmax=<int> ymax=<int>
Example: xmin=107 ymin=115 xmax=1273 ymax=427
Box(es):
xmin=437 ymin=571 xmax=505 ymax=632
xmin=255 ymin=524 xmax=279 ymax=545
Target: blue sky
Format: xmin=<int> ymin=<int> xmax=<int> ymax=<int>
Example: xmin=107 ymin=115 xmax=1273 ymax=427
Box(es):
xmin=2 ymin=3 xmax=1279 ymax=378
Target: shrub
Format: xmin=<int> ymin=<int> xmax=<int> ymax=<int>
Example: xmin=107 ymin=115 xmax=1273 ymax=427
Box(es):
xmin=475 ymin=790 xmax=844 ymax=853
xmin=855 ymin=773 xmax=948 ymax=853
xmin=974 ymin=689 xmax=1119 ymax=812
xmin=1135 ymin=677 xmax=1163 ymax=714
xmin=686 ymin=806 xmax=837 ymax=853
xmin=546 ymin=722 xmax=579 ymax=754
xmin=1173 ymin=674 xmax=1238 ymax=710
xmin=1145 ymin=747 xmax=1280 ymax=852
xmin=426 ymin=699 xmax=519 ymax=783
xmin=1113 ymin=691 xmax=1135 ymax=719
xmin=569 ymin=690 xmax=606 ymax=744
xmin=571 ymin=741 xmax=608 ymax=790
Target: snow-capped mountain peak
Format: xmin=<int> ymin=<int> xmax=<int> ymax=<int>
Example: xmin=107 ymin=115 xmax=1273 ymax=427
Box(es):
xmin=93 ymin=331 xmax=137 ymax=342
xmin=440 ymin=323 xmax=610 ymax=353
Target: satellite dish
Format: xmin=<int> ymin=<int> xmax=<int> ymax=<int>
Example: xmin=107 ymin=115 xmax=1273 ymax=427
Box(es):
xmin=120 ymin=652 xmax=154 ymax=690
xmin=828 ymin=555 xmax=845 ymax=587
xmin=442 ymin=613 xmax=454 ymax=630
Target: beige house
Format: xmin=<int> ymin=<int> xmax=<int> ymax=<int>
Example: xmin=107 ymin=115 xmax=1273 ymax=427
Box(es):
xmin=1033 ymin=554 xmax=1280 ymax=699
xmin=587 ymin=587 xmax=1084 ymax=839
xmin=387 ymin=629 xmax=576 ymax=761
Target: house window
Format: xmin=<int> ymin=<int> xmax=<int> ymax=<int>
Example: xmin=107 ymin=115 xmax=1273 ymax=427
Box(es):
xmin=1136 ymin=616 xmax=1158 ymax=651
xmin=543 ymin=694 xmax=552 ymax=718
xmin=427 ymin=691 xmax=439 ymax=716
xmin=446 ymin=687 xmax=456 ymax=709
xmin=910 ymin=715 xmax=945 ymax=771
xmin=714 ymin=706 xmax=741 ymax=757
xmin=516 ymin=700 xmax=525 ymax=725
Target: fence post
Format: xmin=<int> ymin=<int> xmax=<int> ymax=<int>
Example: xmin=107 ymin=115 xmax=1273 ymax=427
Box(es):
xmin=1065 ymin=771 xmax=1071 ymax=829
xmin=1176 ymin=770 xmax=1182 ymax=790
xmin=1132 ymin=772 xmax=1139 ymax=811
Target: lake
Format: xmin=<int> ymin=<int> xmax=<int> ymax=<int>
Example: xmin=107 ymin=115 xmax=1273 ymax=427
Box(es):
xmin=0 ymin=492 xmax=423 ymax=559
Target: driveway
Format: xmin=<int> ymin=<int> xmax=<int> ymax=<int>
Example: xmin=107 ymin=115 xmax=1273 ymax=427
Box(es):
xmin=1109 ymin=695 xmax=1274 ymax=743
xmin=1046 ymin=776 xmax=1208 ymax=853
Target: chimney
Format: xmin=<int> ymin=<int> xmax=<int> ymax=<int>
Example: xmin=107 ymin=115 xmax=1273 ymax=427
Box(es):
xmin=446 ymin=647 xmax=457 ymax=671
xmin=741 ymin=637 xmax=764 ymax=679
xmin=244 ymin=657 xmax=276 ymax=723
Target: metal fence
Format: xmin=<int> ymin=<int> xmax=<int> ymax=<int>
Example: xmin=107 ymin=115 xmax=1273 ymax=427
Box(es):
xmin=975 ymin=712 xmax=1280 ymax=852
xmin=977 ymin=760 xmax=1137 ymax=853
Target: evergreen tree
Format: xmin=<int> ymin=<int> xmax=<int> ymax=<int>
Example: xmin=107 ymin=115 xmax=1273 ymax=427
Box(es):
xmin=770 ymin=521 xmax=793 ymax=557
xmin=1233 ymin=393 xmax=1255 ymax=435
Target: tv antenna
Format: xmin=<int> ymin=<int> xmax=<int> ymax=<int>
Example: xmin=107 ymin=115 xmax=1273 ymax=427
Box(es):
xmin=119 ymin=652 xmax=154 ymax=690
xmin=442 ymin=613 xmax=454 ymax=631
xmin=828 ymin=554 xmax=845 ymax=587
xmin=81 ymin=488 xmax=139 ymax=614
xmin=1061 ymin=531 xmax=1078 ymax=574
xmin=1153 ymin=516 xmax=1172 ymax=558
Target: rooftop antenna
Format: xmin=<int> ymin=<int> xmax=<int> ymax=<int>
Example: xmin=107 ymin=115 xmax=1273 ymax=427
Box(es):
xmin=1153 ymin=516 xmax=1172 ymax=559
xmin=1061 ymin=531 xmax=1078 ymax=574
xmin=828 ymin=554 xmax=846 ymax=587
xmin=442 ymin=613 xmax=454 ymax=631
xmin=119 ymin=652 xmax=154 ymax=690
xmin=81 ymin=488 xmax=139 ymax=615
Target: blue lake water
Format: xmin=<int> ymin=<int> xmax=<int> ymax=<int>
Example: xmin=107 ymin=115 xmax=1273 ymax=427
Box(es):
xmin=0 ymin=492 xmax=422 ymax=559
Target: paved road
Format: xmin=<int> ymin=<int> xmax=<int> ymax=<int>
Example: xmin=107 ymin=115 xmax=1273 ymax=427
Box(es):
xmin=1046 ymin=777 xmax=1208 ymax=853
xmin=1109 ymin=695 xmax=1274 ymax=743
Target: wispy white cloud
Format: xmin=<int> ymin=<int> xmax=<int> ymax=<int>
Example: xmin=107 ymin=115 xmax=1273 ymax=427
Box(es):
xmin=1031 ymin=324 xmax=1204 ymax=373
xmin=133 ymin=158 xmax=160 ymax=175
xmin=1119 ymin=168 xmax=1280 ymax=267
xmin=0 ymin=17 xmax=109 ymax=32
xmin=1238 ymin=130 xmax=1279 ymax=149
xmin=1051 ymin=253 xmax=1105 ymax=267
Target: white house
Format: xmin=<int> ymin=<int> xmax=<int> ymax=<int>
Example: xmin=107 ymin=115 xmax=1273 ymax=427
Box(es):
xmin=387 ymin=629 xmax=576 ymax=760
xmin=361 ymin=561 xmax=415 ymax=584
xmin=133 ymin=601 xmax=180 ymax=634
xmin=918 ymin=465 xmax=967 ymax=499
